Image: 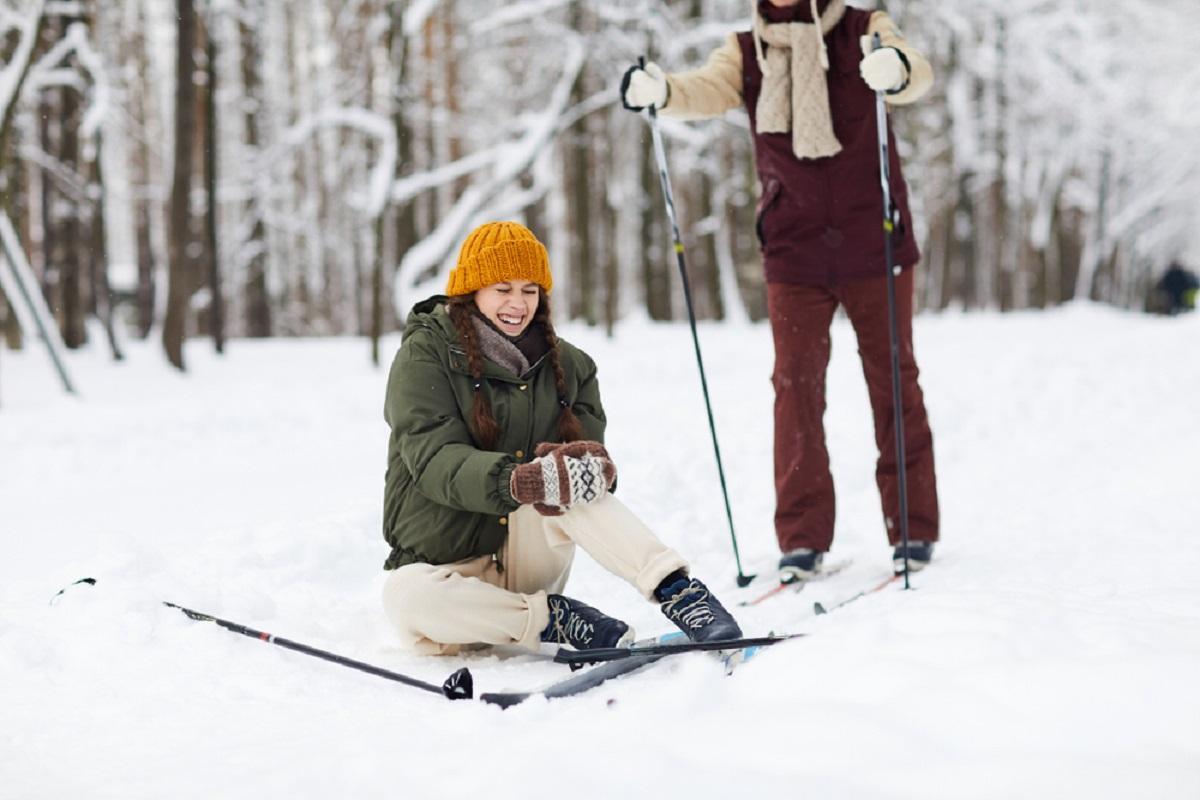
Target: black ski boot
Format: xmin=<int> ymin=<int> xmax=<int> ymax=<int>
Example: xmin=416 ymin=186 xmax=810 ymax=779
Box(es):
xmin=779 ymin=548 xmax=825 ymax=584
xmin=892 ymin=541 xmax=935 ymax=574
xmin=656 ymin=574 xmax=743 ymax=643
xmin=542 ymin=595 xmax=634 ymax=651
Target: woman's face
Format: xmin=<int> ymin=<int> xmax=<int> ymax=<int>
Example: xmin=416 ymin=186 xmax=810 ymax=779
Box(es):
xmin=767 ymin=0 xmax=802 ymax=6
xmin=474 ymin=279 xmax=540 ymax=336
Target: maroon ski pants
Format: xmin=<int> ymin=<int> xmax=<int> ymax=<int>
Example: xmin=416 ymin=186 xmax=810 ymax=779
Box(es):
xmin=766 ymin=269 xmax=939 ymax=553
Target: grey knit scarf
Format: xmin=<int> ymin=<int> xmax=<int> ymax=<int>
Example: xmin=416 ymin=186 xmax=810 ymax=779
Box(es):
xmin=470 ymin=314 xmax=532 ymax=377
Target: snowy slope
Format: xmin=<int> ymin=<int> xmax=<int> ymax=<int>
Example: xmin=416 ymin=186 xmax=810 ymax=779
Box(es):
xmin=2 ymin=303 xmax=1198 ymax=799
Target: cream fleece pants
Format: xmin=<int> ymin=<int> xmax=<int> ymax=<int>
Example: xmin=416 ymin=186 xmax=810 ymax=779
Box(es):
xmin=381 ymin=494 xmax=688 ymax=655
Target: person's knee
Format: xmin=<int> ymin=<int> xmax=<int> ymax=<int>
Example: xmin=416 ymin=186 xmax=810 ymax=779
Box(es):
xmin=382 ymin=564 xmax=452 ymax=631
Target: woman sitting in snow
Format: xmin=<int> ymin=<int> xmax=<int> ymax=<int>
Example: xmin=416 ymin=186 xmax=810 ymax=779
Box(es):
xmin=380 ymin=221 xmax=742 ymax=655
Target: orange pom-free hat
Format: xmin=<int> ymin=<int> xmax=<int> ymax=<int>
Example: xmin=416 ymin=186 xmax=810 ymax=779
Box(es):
xmin=445 ymin=221 xmax=553 ymax=296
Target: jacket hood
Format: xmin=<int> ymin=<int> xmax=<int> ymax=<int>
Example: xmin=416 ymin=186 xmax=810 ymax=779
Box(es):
xmin=403 ymin=295 xmax=456 ymax=343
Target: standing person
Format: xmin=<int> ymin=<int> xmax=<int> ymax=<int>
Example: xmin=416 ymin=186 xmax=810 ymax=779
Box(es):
xmin=380 ymin=221 xmax=742 ymax=655
xmin=1153 ymin=262 xmax=1199 ymax=315
xmin=620 ymin=0 xmax=939 ymax=580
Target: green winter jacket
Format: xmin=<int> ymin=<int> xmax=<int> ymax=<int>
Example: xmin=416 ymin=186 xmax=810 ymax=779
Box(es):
xmin=382 ymin=296 xmax=606 ymax=569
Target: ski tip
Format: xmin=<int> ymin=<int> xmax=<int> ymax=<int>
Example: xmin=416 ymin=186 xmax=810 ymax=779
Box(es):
xmin=443 ymin=667 xmax=474 ymax=700
xmin=49 ymin=576 xmax=97 ymax=605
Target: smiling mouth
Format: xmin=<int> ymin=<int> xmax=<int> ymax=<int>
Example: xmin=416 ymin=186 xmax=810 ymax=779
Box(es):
xmin=498 ymin=314 xmax=525 ymax=327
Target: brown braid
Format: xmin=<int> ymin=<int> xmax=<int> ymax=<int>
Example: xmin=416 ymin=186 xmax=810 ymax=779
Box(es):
xmin=535 ymin=295 xmax=585 ymax=444
xmin=447 ymin=296 xmax=501 ymax=450
xmin=446 ymin=291 xmax=584 ymax=450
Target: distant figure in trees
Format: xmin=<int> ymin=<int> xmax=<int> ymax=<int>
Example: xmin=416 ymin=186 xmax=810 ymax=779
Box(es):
xmin=1149 ymin=262 xmax=1198 ymax=315
xmin=620 ymin=0 xmax=939 ymax=580
xmin=379 ymin=221 xmax=742 ymax=655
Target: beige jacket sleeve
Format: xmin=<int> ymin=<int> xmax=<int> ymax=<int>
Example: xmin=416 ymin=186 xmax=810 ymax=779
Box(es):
xmin=865 ymin=11 xmax=934 ymax=105
xmin=660 ymin=33 xmax=744 ymax=120
xmin=659 ymin=15 xmax=931 ymax=118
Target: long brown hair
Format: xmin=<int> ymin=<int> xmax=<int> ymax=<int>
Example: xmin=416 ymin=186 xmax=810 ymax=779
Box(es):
xmin=446 ymin=290 xmax=584 ymax=450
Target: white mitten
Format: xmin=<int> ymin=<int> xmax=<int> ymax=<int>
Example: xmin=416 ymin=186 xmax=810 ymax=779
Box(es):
xmin=859 ymin=47 xmax=907 ymax=92
xmin=621 ymin=62 xmax=668 ymax=110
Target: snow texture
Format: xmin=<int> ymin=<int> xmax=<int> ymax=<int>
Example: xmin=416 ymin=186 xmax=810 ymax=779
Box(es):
xmin=2 ymin=304 xmax=1198 ymax=798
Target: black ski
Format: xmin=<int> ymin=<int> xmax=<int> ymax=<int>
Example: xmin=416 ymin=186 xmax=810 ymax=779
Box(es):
xmin=551 ymin=633 xmax=804 ymax=667
xmin=480 ymin=649 xmax=668 ymax=708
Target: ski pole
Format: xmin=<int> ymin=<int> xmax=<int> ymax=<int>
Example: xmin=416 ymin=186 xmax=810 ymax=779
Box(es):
xmin=161 ymin=601 xmax=474 ymax=699
xmin=51 ymin=579 xmax=471 ymax=699
xmin=640 ymin=57 xmax=754 ymax=588
xmin=871 ymin=33 xmax=912 ymax=589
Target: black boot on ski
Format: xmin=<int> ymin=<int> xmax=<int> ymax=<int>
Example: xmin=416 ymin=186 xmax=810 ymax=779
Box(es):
xmin=778 ymin=548 xmax=825 ymax=584
xmin=655 ymin=573 xmax=743 ymax=643
xmin=892 ymin=541 xmax=935 ymax=574
xmin=542 ymin=594 xmax=634 ymax=651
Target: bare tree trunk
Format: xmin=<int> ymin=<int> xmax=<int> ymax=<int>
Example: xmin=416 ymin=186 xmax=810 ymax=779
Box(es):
xmin=375 ymin=0 xmax=415 ymax=362
xmin=602 ymin=144 xmax=619 ymax=337
xmin=238 ymin=10 xmax=270 ymax=338
xmin=699 ymin=175 xmax=723 ymax=320
xmin=566 ymin=1 xmax=594 ymax=324
xmin=33 ymin=15 xmax=86 ymax=349
xmin=89 ymin=148 xmax=124 ymax=360
xmin=991 ymin=15 xmax=1012 ymax=311
xmin=641 ymin=131 xmax=669 ymax=320
xmin=442 ymin=1 xmax=465 ymax=201
xmin=0 ymin=34 xmax=36 ymax=353
xmin=568 ymin=124 xmax=594 ymax=323
xmin=125 ymin=0 xmax=157 ymax=338
xmin=0 ymin=6 xmax=46 ymax=192
xmin=164 ymin=0 xmax=199 ymax=369
xmin=203 ymin=10 xmax=224 ymax=353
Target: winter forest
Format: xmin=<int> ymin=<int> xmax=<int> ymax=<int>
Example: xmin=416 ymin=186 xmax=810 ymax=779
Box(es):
xmin=2 ymin=0 xmax=1197 ymax=373
xmin=4 ymin=2 xmax=1200 ymax=795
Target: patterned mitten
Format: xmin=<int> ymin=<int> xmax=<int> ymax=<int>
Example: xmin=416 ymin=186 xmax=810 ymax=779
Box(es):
xmin=510 ymin=441 xmax=617 ymax=516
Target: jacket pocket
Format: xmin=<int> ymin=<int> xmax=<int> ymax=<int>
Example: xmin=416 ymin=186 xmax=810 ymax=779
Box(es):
xmin=756 ymin=178 xmax=783 ymax=250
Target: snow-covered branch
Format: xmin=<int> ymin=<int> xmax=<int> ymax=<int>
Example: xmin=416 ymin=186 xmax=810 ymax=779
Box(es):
xmin=471 ymin=0 xmax=572 ymax=36
xmin=22 ymin=22 xmax=110 ymax=141
xmin=402 ymin=0 xmax=439 ymax=36
xmin=393 ymin=35 xmax=586 ymax=314
xmin=391 ymin=145 xmax=500 ymax=206
xmin=266 ymin=107 xmax=397 ymax=217
xmin=0 ymin=0 xmax=46 ymax=130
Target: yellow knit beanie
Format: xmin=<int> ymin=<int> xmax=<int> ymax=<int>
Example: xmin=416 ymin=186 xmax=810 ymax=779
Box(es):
xmin=445 ymin=221 xmax=553 ymax=296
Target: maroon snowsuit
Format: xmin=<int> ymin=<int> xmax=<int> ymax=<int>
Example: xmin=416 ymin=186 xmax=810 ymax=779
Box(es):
xmin=740 ymin=5 xmax=940 ymax=552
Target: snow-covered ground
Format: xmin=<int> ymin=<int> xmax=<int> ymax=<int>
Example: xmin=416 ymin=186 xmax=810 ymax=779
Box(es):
xmin=2 ymin=303 xmax=1198 ymax=799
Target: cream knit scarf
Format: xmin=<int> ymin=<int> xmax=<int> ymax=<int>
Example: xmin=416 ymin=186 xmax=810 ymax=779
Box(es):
xmin=753 ymin=0 xmax=846 ymax=159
